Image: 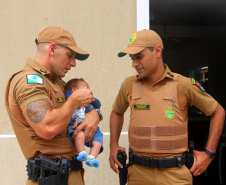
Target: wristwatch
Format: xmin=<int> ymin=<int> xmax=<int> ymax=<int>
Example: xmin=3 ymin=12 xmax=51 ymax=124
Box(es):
xmin=95 ymin=109 xmax=103 ymax=121
xmin=204 ymin=149 xmax=217 ymax=160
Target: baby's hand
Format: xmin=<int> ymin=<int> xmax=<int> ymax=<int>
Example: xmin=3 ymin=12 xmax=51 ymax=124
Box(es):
xmin=72 ymin=121 xmax=79 ymax=129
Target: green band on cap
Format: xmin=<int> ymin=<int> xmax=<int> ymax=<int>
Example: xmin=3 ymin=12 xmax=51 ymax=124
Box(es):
xmin=75 ymin=53 xmax=89 ymax=61
xmin=118 ymin=52 xmax=127 ymax=57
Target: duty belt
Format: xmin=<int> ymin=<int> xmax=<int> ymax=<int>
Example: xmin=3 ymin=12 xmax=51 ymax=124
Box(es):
xmin=129 ymin=151 xmax=187 ymax=169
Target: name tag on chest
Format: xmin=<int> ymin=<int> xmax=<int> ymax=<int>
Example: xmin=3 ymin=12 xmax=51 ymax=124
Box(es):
xmin=134 ymin=104 xmax=150 ymax=110
xmin=56 ymin=97 xmax=65 ymax=103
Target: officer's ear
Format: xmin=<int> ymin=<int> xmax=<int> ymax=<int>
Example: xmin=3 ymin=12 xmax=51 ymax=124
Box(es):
xmin=48 ymin=43 xmax=57 ymax=56
xmin=154 ymin=45 xmax=162 ymax=58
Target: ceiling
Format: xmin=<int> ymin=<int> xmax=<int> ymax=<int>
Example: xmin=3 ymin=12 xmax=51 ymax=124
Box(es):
xmin=149 ymin=0 xmax=226 ymax=49
xmin=149 ymin=0 xmax=226 ymax=26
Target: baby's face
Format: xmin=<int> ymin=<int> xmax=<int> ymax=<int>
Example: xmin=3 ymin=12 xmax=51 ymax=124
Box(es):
xmin=76 ymin=81 xmax=90 ymax=90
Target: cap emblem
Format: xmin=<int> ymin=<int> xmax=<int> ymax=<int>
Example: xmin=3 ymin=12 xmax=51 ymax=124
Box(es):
xmin=129 ymin=33 xmax=137 ymax=45
xmin=119 ymin=83 xmax=123 ymax=91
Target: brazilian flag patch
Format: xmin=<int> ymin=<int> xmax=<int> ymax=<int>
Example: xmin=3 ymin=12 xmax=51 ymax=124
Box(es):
xmin=26 ymin=74 xmax=43 ymax=84
xmin=134 ymin=104 xmax=150 ymax=110
xmin=192 ymin=78 xmax=205 ymax=92
xmin=56 ymin=97 xmax=65 ymax=103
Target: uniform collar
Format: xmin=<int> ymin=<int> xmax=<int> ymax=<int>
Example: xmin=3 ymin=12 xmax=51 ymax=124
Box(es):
xmin=26 ymin=57 xmax=50 ymax=76
xmin=135 ymin=63 xmax=175 ymax=83
xmin=162 ymin=64 xmax=175 ymax=80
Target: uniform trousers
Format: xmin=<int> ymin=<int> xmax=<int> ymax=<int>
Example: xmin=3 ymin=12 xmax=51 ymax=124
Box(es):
xmin=26 ymin=168 xmax=85 ymax=185
xmin=127 ymin=164 xmax=192 ymax=185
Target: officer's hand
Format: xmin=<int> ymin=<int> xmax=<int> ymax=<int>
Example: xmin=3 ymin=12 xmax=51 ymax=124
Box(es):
xmin=189 ymin=150 xmax=212 ymax=176
xmin=72 ymin=88 xmax=93 ymax=108
xmin=109 ymin=144 xmax=126 ymax=174
xmin=72 ymin=110 xmax=99 ymax=142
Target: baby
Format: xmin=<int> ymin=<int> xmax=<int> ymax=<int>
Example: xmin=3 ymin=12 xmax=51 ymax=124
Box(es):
xmin=64 ymin=78 xmax=103 ymax=168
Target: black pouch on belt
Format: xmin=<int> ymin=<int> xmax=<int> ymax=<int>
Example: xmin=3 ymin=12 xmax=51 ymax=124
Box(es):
xmin=186 ymin=140 xmax=195 ymax=169
xmin=117 ymin=150 xmax=128 ymax=185
xmin=26 ymin=158 xmax=40 ymax=181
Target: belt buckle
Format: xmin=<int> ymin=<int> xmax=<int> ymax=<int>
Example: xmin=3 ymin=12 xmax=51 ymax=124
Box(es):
xmin=158 ymin=158 xmax=166 ymax=169
xmin=150 ymin=158 xmax=158 ymax=168
xmin=143 ymin=157 xmax=150 ymax=167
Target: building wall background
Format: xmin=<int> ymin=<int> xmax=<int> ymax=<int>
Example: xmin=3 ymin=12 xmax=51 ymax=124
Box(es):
xmin=0 ymin=0 xmax=136 ymax=184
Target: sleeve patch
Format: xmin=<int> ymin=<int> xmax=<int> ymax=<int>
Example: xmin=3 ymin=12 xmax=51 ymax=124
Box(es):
xmin=26 ymin=74 xmax=44 ymax=84
xmin=191 ymin=78 xmax=205 ymax=92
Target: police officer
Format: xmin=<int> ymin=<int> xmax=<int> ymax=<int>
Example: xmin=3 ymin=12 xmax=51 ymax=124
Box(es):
xmin=109 ymin=29 xmax=225 ymax=185
xmin=5 ymin=27 xmax=100 ymax=185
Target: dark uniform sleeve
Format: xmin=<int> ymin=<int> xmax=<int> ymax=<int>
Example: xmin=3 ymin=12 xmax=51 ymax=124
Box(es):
xmin=112 ymin=76 xmax=134 ymax=114
xmin=12 ymin=73 xmax=49 ymax=110
xmin=177 ymin=75 xmax=218 ymax=116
